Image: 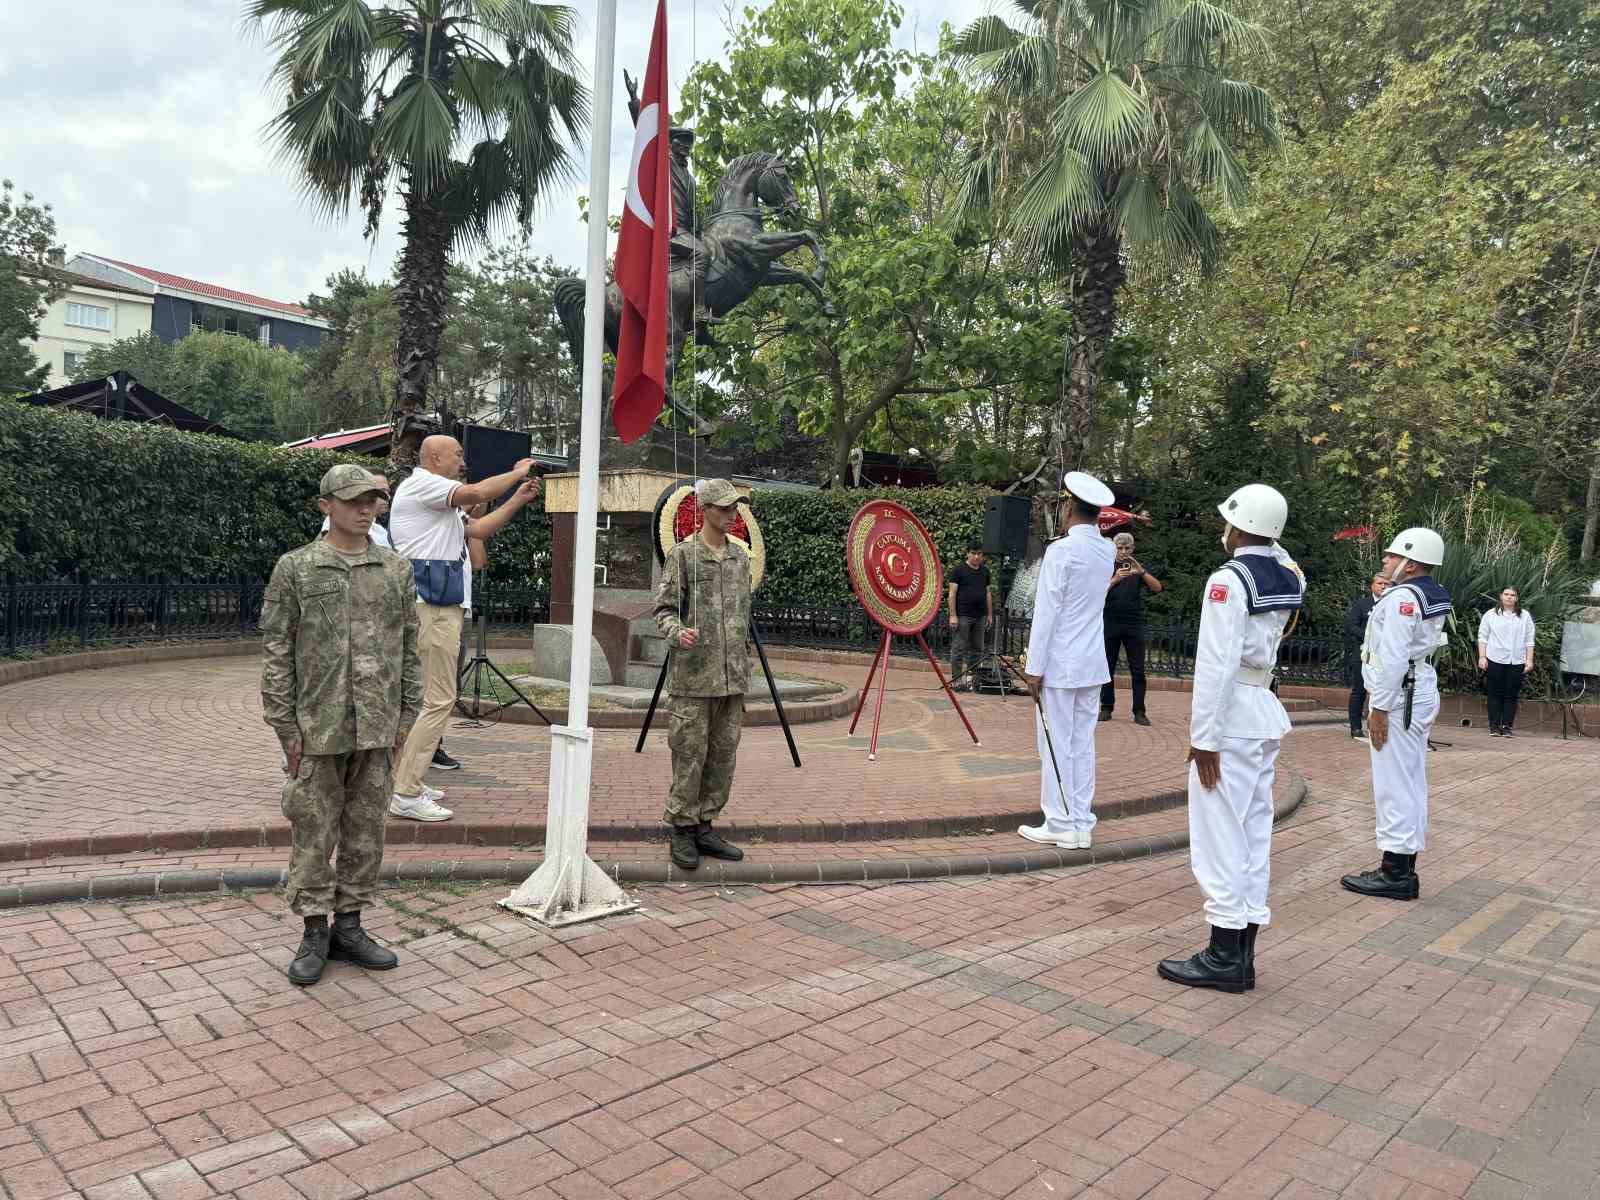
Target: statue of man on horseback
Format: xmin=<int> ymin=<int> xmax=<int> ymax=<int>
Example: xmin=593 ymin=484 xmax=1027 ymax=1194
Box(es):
xmin=552 ymin=89 xmax=833 ymax=439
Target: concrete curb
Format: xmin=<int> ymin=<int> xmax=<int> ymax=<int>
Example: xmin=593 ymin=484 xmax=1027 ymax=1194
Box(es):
xmin=0 ymin=788 xmax=1191 ymax=864
xmin=0 ymin=773 xmax=1306 ymax=909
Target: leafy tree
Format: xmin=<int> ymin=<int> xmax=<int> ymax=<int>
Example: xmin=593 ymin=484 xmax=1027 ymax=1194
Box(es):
xmin=681 ymin=1 xmax=1068 ymax=485
xmin=245 ymin=0 xmax=588 ymax=464
xmin=953 ymin=0 xmax=1281 ymax=491
xmin=74 ymin=330 xmax=306 ymax=442
xmin=300 ymin=270 xmax=398 ymax=435
xmin=0 ymin=180 xmax=65 ymax=396
xmin=436 ymin=244 xmax=577 ymax=445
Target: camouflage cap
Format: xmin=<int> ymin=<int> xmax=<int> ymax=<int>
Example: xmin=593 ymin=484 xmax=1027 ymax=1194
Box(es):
xmin=320 ymin=463 xmax=385 ymax=500
xmin=697 ymin=478 xmax=741 ymax=507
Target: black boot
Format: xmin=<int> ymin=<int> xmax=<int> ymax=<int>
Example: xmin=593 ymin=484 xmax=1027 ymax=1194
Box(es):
xmin=1242 ymin=923 xmax=1259 ymax=990
xmin=695 ymin=823 xmax=744 ymax=861
xmin=670 ymin=826 xmax=700 ymax=870
xmin=328 ymin=911 xmax=398 ymax=970
xmin=1340 ymin=852 xmax=1419 ymax=900
xmin=288 ymin=915 xmax=330 ymax=986
xmin=1157 ymin=926 xmax=1247 ymax=993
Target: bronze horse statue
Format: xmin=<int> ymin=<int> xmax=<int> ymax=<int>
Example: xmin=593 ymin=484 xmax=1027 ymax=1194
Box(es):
xmin=553 ymin=151 xmax=833 ymax=436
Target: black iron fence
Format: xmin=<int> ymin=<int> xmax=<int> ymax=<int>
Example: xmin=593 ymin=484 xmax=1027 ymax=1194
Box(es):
xmin=4 ymin=576 xmax=1353 ymax=688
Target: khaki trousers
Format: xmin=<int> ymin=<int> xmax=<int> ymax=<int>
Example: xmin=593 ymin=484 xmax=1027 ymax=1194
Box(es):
xmin=393 ymin=603 xmax=464 ymax=795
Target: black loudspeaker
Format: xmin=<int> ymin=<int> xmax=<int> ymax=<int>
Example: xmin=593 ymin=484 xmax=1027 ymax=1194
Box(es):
xmin=983 ymin=494 xmax=1032 ymax=558
xmin=459 ymin=424 xmax=532 ymax=484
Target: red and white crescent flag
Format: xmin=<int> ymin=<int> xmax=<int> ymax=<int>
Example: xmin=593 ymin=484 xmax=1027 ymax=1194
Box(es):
xmin=612 ymin=0 xmax=674 ymax=444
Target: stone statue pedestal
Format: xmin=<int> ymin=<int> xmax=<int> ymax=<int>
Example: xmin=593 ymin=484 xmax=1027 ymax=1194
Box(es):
xmin=598 ymin=426 xmax=734 ymax=477
xmin=539 ymin=468 xmax=753 ymax=685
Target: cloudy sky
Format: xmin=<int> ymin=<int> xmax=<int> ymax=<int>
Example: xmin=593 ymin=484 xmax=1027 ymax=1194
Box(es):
xmin=1 ymin=0 xmax=967 ymax=308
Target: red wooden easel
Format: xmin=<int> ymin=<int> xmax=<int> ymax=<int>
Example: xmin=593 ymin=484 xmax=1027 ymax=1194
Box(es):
xmin=848 ymin=627 xmax=980 ymax=761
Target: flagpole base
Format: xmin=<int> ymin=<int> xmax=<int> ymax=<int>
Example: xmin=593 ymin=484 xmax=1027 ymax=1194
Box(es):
xmin=500 ymin=724 xmax=639 ymax=928
xmin=500 ymin=855 xmax=637 ymax=928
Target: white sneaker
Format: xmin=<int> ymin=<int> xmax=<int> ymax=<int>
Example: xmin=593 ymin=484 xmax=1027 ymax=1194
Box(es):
xmin=1079 ymin=829 xmax=1093 ymax=849
xmin=420 ymin=783 xmax=446 ymax=803
xmin=1018 ymin=824 xmax=1077 ymax=848
xmin=390 ymin=793 xmax=453 ymax=821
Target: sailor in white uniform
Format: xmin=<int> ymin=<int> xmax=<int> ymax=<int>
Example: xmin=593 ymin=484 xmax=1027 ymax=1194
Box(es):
xmin=1341 ymin=527 xmax=1451 ymax=901
xmin=1020 ymin=471 xmax=1118 ymax=849
xmin=1158 ymin=485 xmax=1304 ymax=993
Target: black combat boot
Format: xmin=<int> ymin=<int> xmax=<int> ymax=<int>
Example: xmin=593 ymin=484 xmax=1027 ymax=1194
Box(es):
xmin=670 ymin=826 xmax=700 ymax=871
xmin=1157 ymin=926 xmax=1248 ymax=993
xmin=328 ymin=911 xmax=399 ymax=970
xmin=695 ymin=823 xmax=744 ymax=861
xmin=1242 ymin=923 xmax=1259 ymax=990
xmin=1340 ymin=852 xmax=1419 ymax=900
xmin=288 ymin=915 xmax=330 ymax=986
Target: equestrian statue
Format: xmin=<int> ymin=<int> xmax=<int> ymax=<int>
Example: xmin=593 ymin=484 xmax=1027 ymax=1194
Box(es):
xmin=553 ymin=73 xmax=834 ymax=439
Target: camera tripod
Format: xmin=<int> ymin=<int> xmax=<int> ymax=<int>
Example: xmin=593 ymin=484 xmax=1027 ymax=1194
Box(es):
xmin=455 ymin=610 xmax=552 ymax=726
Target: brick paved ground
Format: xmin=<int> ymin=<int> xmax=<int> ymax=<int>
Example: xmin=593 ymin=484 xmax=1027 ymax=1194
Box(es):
xmin=0 ymin=658 xmax=1214 ymax=858
xmin=2 ymin=648 xmax=1598 ymax=1197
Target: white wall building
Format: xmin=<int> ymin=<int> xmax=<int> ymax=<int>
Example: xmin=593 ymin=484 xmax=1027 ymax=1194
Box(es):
xmin=29 ymin=269 xmax=154 ymax=387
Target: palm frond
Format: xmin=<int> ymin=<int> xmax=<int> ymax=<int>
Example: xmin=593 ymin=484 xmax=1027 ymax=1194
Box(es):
xmin=1196 ymin=76 xmax=1280 ymax=144
xmin=1181 ymin=116 xmax=1249 ymax=206
xmin=1009 ymin=145 xmax=1104 ymax=242
xmin=1053 ymin=69 xmax=1152 ymax=164
xmin=1113 ymin=172 xmax=1221 ymax=271
xmin=1161 ymin=0 xmax=1272 ymax=60
xmin=373 ymin=74 xmax=459 ymax=197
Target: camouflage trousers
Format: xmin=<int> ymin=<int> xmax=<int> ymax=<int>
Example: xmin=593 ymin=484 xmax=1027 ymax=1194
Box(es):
xmin=665 ymin=693 xmax=745 ymax=826
xmin=282 ymin=748 xmax=391 ymax=915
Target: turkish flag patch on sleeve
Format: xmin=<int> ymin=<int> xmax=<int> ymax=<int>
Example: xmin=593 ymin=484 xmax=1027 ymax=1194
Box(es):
xmin=1399 ymin=602 xmax=1416 ymax=616
xmin=1208 ymin=583 xmax=1230 ymax=604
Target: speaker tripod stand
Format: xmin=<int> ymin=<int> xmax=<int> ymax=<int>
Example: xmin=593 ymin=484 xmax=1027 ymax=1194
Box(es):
xmin=455 ymin=611 xmax=553 ymax=726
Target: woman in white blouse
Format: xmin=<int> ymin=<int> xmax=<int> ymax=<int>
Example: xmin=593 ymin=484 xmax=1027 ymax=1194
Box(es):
xmin=1477 ymin=588 xmax=1535 ymax=736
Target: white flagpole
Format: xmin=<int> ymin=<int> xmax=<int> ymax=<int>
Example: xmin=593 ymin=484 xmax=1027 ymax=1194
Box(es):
xmin=501 ymin=0 xmax=638 ymax=926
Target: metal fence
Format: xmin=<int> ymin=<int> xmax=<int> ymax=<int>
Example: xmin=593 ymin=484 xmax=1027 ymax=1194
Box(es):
xmin=3 ymin=577 xmax=265 ymax=656
xmin=4 ymin=577 xmax=1354 ymax=687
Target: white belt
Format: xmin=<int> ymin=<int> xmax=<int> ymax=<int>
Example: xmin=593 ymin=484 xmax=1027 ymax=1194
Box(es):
xmin=1237 ymin=666 xmax=1273 ymax=687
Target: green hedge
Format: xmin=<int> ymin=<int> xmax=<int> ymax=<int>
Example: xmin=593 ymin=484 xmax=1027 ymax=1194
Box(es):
xmin=4 ymin=399 xmax=1361 ymax=631
xmin=747 ymin=482 xmax=1359 ymax=633
xmin=0 ymin=400 xmax=552 ymax=587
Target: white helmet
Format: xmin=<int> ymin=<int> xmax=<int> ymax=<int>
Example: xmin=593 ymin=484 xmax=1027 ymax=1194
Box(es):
xmin=1060 ymin=470 xmax=1114 ymax=509
xmin=1384 ymin=527 xmax=1445 ymax=567
xmin=1217 ymin=484 xmax=1288 ymax=539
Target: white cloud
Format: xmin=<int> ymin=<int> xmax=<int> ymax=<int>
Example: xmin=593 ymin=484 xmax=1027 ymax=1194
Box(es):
xmin=0 ymin=0 xmax=972 ymax=305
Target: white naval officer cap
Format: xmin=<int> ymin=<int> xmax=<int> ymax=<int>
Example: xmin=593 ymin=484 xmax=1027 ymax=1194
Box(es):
xmin=1059 ymin=470 xmax=1115 ymax=509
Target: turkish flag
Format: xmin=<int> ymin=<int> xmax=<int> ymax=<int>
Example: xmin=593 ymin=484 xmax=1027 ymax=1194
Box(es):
xmin=612 ymin=0 xmax=674 ymax=444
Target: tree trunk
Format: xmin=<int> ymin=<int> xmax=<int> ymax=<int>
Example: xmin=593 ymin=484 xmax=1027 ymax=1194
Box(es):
xmin=389 ymin=185 xmax=453 ymax=469
xmin=1582 ymin=444 xmax=1600 ymax=562
xmin=1045 ymin=220 xmax=1125 ymax=498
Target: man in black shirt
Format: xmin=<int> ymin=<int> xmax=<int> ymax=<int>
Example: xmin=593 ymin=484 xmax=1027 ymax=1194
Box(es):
xmin=1101 ymin=532 xmax=1163 ymax=725
xmin=947 ymin=544 xmax=993 ymax=690
xmin=1344 ymin=573 xmax=1388 ymax=740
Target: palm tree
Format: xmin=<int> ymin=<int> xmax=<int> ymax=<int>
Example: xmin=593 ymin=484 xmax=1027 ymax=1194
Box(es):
xmin=953 ymin=0 xmax=1279 ymax=488
xmin=245 ymin=0 xmax=587 ymax=464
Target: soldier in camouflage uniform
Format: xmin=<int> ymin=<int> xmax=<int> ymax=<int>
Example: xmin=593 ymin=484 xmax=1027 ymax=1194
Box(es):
xmin=653 ymin=479 xmax=752 ymax=870
xmin=261 ymin=464 xmax=423 ymax=986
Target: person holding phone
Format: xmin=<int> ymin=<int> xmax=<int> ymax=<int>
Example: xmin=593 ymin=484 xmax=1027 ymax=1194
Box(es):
xmin=1101 ymin=531 xmax=1162 ymax=725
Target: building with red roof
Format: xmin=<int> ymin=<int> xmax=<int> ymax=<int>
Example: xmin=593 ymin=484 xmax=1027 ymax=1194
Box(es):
xmin=65 ymin=253 xmax=328 ymax=354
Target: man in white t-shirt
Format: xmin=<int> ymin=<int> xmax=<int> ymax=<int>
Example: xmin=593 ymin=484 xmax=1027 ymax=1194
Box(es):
xmin=387 ymin=435 xmax=540 ymax=820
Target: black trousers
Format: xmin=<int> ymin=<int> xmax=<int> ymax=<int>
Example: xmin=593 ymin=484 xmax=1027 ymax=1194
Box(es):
xmin=1102 ymin=625 xmax=1147 ymax=715
xmin=1348 ymin=679 xmax=1367 ymax=733
xmin=1485 ymin=661 xmax=1526 ymax=730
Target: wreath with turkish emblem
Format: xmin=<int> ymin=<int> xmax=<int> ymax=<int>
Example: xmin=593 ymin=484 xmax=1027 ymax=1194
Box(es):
xmin=651 ymin=480 xmax=767 ymax=591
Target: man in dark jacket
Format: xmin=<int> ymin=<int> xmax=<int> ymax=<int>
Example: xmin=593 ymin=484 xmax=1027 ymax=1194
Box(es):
xmin=1345 ymin=573 xmax=1389 ymax=740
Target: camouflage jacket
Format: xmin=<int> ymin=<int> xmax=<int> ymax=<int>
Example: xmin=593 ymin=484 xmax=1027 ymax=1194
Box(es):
xmin=260 ymin=538 xmax=423 ymax=754
xmin=653 ymin=534 xmax=752 ymax=696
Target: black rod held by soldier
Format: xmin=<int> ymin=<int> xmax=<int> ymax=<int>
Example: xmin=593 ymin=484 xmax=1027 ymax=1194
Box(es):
xmin=260 ymin=464 xmax=423 ymax=987
xmin=652 ymin=478 xmax=753 ymax=872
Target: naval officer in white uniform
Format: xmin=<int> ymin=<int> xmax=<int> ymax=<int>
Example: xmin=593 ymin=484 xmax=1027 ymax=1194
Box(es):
xmin=1342 ymin=527 xmax=1451 ymax=901
xmin=1020 ymin=471 xmax=1118 ymax=849
xmin=1158 ymin=484 xmax=1304 ymax=993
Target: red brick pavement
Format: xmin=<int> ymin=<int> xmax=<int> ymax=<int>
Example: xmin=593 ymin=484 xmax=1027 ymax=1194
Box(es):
xmin=0 ymin=658 xmax=1208 ymax=858
xmin=0 ymin=719 xmax=1597 ymax=1198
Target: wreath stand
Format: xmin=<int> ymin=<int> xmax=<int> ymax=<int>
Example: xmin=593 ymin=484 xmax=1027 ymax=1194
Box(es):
xmin=849 ymin=627 xmax=979 ymax=762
